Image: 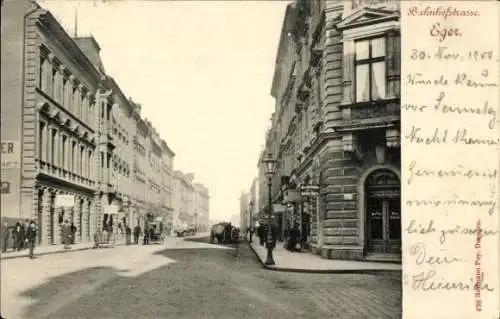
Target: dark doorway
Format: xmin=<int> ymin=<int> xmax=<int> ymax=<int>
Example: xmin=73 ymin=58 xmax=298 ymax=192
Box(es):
xmin=365 ymin=169 xmax=401 ymax=254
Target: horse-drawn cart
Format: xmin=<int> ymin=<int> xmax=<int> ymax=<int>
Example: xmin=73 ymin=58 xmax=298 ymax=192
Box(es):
xmin=210 ymin=222 xmax=239 ymax=244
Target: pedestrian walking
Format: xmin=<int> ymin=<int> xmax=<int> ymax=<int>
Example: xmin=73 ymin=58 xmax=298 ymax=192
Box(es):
xmin=143 ymin=226 xmax=149 ymax=245
xmin=70 ymin=222 xmax=77 ymax=244
xmin=61 ymin=220 xmax=72 ymax=249
xmin=1 ymin=221 xmax=9 ymax=253
xmin=25 ymin=221 xmax=37 ymax=259
xmin=257 ymin=222 xmax=265 ymax=246
xmin=125 ymin=225 xmax=132 ymax=245
xmin=133 ymin=225 xmax=141 ymax=244
xmin=15 ymin=221 xmax=25 ymax=251
xmin=286 ymin=223 xmax=300 ymax=252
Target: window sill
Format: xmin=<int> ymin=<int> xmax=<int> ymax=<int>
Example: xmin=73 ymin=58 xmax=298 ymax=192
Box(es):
xmin=339 ymin=98 xmax=400 ymax=109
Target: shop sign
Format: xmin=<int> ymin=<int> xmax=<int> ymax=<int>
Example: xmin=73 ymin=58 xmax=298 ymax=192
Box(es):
xmin=1 ymin=140 xmax=20 ymax=169
xmin=368 ymin=189 xmax=400 ymax=199
xmin=283 ymin=189 xmax=301 ymax=203
xmin=300 ymin=185 xmax=319 ymax=197
xmin=55 ymin=195 xmax=75 ymax=207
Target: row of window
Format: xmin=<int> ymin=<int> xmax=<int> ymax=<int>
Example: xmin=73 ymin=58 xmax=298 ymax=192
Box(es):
xmin=150 ymin=182 xmax=161 ymax=194
xmin=39 ymin=121 xmax=94 ymax=180
xmin=112 ymin=125 xmax=130 ymax=145
xmin=112 ymin=155 xmax=131 ymax=177
xmin=149 ymin=154 xmax=161 ymax=172
xmin=134 ymin=141 xmax=146 ymax=157
xmin=39 ymin=46 xmax=95 ymax=129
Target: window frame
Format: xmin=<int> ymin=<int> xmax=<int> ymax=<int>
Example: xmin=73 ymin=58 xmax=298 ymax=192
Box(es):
xmin=353 ymin=35 xmax=388 ymax=103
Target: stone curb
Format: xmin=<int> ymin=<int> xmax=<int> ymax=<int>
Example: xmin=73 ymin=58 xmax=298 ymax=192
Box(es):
xmin=0 ymin=242 xmax=127 ymax=261
xmin=246 ymin=239 xmax=401 ymax=275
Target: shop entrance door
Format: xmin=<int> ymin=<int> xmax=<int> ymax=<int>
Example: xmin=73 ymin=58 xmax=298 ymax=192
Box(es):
xmin=365 ymin=170 xmax=401 ymax=254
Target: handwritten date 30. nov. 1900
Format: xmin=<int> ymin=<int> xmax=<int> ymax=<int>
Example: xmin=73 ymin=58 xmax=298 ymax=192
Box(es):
xmin=410 ymin=46 xmax=496 ymax=62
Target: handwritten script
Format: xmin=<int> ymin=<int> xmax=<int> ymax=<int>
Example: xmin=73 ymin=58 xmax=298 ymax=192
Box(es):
xmin=402 ymin=2 xmax=499 ymax=319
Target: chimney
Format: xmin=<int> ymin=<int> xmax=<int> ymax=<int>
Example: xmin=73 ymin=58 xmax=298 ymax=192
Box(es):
xmin=73 ymin=36 xmax=106 ymax=73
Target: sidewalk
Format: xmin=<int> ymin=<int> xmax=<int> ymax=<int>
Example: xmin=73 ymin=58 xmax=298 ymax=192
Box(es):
xmin=0 ymin=233 xmax=210 ymax=261
xmin=248 ymin=240 xmax=401 ymax=274
xmin=0 ymin=238 xmax=126 ymax=261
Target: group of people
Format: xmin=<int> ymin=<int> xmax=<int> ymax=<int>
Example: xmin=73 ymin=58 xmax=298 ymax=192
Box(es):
xmin=133 ymin=224 xmax=167 ymax=245
xmin=249 ymin=220 xmax=303 ymax=252
xmin=60 ymin=220 xmax=78 ymax=249
xmin=1 ymin=219 xmax=38 ymax=258
xmin=251 ymin=222 xmax=278 ymax=248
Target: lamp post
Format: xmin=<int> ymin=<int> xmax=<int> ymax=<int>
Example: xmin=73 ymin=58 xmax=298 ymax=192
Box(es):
xmin=262 ymin=152 xmax=276 ymax=265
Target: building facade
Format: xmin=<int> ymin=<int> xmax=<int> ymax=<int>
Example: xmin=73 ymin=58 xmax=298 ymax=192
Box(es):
xmin=160 ymin=140 xmax=175 ymax=227
xmin=171 ymin=171 xmax=210 ymax=231
xmin=248 ymin=177 xmax=259 ymax=228
xmin=172 ymin=171 xmax=192 ymax=227
xmin=261 ymin=0 xmax=401 ymax=261
xmin=193 ymin=183 xmax=209 ymax=232
xmin=239 ymin=191 xmax=250 ymax=232
xmin=1 ymin=0 xmax=177 ymax=246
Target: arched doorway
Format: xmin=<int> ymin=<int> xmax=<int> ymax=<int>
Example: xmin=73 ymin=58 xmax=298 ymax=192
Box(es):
xmin=365 ymin=169 xmax=401 ymax=254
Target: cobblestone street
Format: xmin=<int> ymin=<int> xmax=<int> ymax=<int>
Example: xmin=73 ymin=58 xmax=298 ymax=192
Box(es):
xmin=1 ymin=236 xmax=401 ymax=319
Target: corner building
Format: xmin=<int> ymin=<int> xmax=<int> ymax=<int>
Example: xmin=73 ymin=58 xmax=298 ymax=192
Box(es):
xmin=264 ymin=0 xmax=401 ymax=261
xmin=1 ymin=0 xmax=106 ymax=245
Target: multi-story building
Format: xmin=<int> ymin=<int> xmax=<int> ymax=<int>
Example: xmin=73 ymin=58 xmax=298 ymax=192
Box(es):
xmin=256 ymin=151 xmax=265 ymax=215
xmin=160 ymin=140 xmax=175 ymax=227
xmin=130 ymin=108 xmax=149 ymax=227
xmin=102 ymin=76 xmax=135 ymax=232
xmin=248 ymin=177 xmax=259 ymax=227
xmin=1 ymin=0 xmax=177 ymax=247
xmin=172 ymin=171 xmax=210 ymax=231
xmin=193 ymin=183 xmax=209 ymax=232
xmin=1 ymin=0 xmax=104 ymax=245
xmin=143 ymin=120 xmax=163 ymax=215
xmin=184 ymin=173 xmax=195 ymax=225
xmin=261 ymin=0 xmax=401 ymax=261
xmin=172 ymin=171 xmax=191 ymax=227
xmin=239 ymin=191 xmax=249 ymax=233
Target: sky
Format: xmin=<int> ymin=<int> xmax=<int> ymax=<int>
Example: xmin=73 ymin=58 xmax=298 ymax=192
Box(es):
xmin=38 ymin=0 xmax=288 ymax=222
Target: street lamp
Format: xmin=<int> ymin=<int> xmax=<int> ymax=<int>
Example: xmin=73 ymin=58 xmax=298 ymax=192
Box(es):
xmin=262 ymin=152 xmax=276 ymax=265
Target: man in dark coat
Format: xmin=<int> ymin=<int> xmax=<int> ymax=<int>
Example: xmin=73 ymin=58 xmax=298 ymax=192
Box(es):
xmin=2 ymin=221 xmax=9 ymax=253
xmin=25 ymin=221 xmax=37 ymax=259
xmin=61 ymin=220 xmax=72 ymax=249
xmin=70 ymin=222 xmax=77 ymax=244
xmin=143 ymin=225 xmax=150 ymax=245
xmin=286 ymin=223 xmax=301 ymax=251
xmin=15 ymin=221 xmax=25 ymax=251
xmin=257 ymin=222 xmax=265 ymax=246
xmin=133 ymin=225 xmax=141 ymax=244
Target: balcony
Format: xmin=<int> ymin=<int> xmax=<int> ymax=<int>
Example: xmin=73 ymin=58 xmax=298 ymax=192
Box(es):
xmin=310 ymin=44 xmax=323 ymax=67
xmin=334 ymin=99 xmax=400 ymax=133
xmin=99 ymin=128 xmax=116 ymax=150
xmin=107 ymin=128 xmax=116 ymax=149
xmin=333 ymin=99 xmax=401 ymax=159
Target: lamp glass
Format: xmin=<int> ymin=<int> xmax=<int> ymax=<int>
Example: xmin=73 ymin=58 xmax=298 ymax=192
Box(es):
xmin=262 ymin=152 xmax=276 ymax=176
